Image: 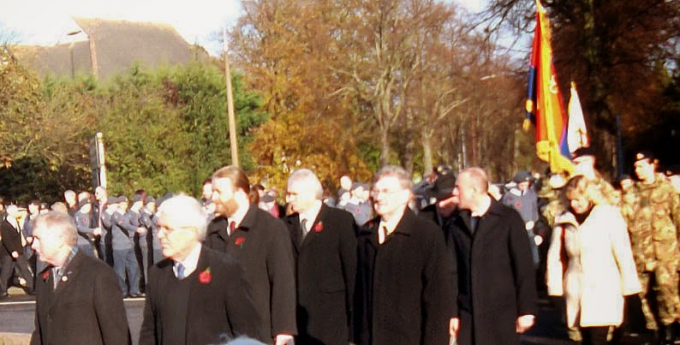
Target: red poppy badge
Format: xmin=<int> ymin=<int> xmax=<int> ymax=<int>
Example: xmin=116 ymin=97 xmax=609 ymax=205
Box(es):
xmin=42 ymin=270 xmax=50 ymax=280
xmin=198 ymin=268 xmax=212 ymax=284
xmin=314 ymin=222 xmax=324 ymax=233
xmin=235 ymin=237 xmax=246 ymax=246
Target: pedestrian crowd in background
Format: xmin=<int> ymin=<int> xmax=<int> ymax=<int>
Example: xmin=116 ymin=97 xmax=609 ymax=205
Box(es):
xmin=0 ymin=145 xmax=679 ymax=345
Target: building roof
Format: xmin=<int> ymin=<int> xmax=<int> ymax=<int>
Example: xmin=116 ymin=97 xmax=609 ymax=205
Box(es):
xmin=11 ymin=18 xmax=210 ymax=79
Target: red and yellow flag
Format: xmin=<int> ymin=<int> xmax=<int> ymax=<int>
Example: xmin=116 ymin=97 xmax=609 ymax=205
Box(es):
xmin=524 ymin=0 xmax=574 ymax=174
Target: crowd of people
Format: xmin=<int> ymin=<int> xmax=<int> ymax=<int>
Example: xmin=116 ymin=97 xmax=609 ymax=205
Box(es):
xmin=0 ymin=146 xmax=679 ymax=345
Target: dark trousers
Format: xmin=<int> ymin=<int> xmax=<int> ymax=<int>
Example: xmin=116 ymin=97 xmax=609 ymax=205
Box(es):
xmin=581 ymin=326 xmax=610 ymax=345
xmin=138 ymin=242 xmax=149 ymax=286
xmin=0 ymin=255 xmax=34 ymax=293
xmin=113 ymin=248 xmax=140 ymax=296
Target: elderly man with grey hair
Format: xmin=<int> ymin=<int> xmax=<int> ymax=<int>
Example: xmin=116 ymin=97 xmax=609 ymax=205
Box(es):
xmin=30 ymin=211 xmax=131 ymax=344
xmin=140 ymin=194 xmax=261 ymax=345
xmin=284 ymin=168 xmax=357 ymax=345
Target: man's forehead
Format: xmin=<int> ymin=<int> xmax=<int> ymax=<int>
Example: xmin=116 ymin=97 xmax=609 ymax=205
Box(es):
xmin=634 ymin=159 xmax=650 ymax=168
xmin=376 ymin=175 xmax=401 ymax=187
xmin=212 ymin=177 xmax=232 ymax=189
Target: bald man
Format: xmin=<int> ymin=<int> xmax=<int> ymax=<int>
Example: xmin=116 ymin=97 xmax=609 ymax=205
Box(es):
xmin=449 ymin=168 xmax=537 ymax=345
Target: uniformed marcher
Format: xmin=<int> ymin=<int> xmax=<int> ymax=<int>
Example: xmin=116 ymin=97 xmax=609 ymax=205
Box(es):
xmin=666 ymin=165 xmax=680 ymax=194
xmin=622 ymin=151 xmax=680 ymax=344
xmin=74 ymin=197 xmax=99 ymax=258
xmin=106 ymin=196 xmax=142 ymax=298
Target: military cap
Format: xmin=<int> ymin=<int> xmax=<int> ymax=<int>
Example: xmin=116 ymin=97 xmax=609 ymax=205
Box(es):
xmin=634 ymin=150 xmax=656 ymax=163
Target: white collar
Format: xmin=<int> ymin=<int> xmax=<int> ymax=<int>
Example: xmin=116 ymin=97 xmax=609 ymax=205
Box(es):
xmin=174 ymin=243 xmax=202 ymax=279
xmin=228 ymin=204 xmax=250 ymax=229
xmin=379 ymin=208 xmax=405 ymax=235
xmin=300 ymin=201 xmax=322 ymax=226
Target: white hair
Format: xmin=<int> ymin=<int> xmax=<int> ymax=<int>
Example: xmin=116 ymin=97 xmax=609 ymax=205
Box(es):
xmin=288 ymin=169 xmax=324 ymax=200
xmin=157 ymin=194 xmax=208 ymax=240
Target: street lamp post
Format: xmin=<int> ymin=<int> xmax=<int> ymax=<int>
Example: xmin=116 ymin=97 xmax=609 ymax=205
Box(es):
xmin=223 ymin=28 xmax=239 ymax=167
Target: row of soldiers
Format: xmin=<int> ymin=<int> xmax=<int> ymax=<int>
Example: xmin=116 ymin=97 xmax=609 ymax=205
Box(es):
xmin=538 ymin=147 xmax=680 ymax=343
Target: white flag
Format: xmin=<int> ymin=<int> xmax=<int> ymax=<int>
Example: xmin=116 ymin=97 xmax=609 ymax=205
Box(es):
xmin=567 ymin=82 xmax=589 ymax=154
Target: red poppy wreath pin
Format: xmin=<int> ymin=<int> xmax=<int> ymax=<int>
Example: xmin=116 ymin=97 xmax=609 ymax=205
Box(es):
xmin=235 ymin=237 xmax=246 ymax=246
xmin=314 ymin=222 xmax=324 ymax=232
xmin=199 ymin=268 xmax=212 ymax=284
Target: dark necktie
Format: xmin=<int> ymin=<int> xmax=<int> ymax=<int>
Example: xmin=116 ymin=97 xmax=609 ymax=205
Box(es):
xmin=470 ymin=216 xmax=480 ymax=234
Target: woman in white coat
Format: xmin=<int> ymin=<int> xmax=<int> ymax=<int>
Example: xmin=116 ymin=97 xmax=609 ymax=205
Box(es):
xmin=547 ymin=175 xmax=641 ymax=345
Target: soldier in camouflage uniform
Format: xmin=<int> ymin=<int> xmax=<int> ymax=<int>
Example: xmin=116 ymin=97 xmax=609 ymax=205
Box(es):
xmin=623 ymin=151 xmax=680 ymax=343
xmin=539 ymin=173 xmax=567 ymax=229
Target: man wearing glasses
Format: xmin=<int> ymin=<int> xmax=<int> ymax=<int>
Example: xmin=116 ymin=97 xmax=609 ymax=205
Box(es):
xmin=139 ymin=195 xmax=261 ymax=344
xmin=353 ymin=165 xmax=456 ymax=345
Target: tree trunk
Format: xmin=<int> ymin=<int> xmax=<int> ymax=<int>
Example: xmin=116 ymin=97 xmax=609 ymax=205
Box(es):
xmin=422 ymin=128 xmax=433 ymax=176
xmin=380 ymin=125 xmax=391 ymax=167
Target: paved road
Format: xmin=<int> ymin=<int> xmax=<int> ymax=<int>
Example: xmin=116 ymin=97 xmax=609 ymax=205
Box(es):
xmin=0 ymin=288 xmax=145 ymax=344
xmin=0 ymin=288 xmax=657 ymax=345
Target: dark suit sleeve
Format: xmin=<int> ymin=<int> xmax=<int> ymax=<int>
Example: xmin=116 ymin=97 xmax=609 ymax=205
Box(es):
xmin=139 ymin=267 xmax=157 ymax=345
xmin=507 ymin=209 xmax=538 ymax=316
xmin=267 ymin=220 xmax=298 ymax=336
xmin=224 ymin=258 xmax=262 ymax=340
xmin=422 ymin=224 xmax=456 ymax=345
xmin=94 ymin=264 xmax=131 ymax=344
xmin=30 ymin=305 xmax=41 ymax=345
xmin=339 ymin=216 xmax=358 ymax=337
xmin=1 ymin=222 xmax=22 ymax=254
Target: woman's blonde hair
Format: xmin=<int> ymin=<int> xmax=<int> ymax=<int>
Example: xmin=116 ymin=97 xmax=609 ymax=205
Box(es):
xmin=562 ymin=174 xmax=606 ymax=206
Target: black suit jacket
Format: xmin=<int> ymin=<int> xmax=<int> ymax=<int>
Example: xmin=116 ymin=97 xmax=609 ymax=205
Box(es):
xmin=449 ymin=198 xmax=537 ymax=345
xmin=139 ymin=245 xmax=262 ymax=344
xmin=30 ymin=251 xmax=131 ymax=345
xmin=354 ymin=208 xmax=455 ymax=345
xmin=1 ymin=217 xmax=23 ymax=257
xmin=285 ymin=205 xmax=357 ymax=345
xmin=205 ymin=204 xmax=297 ymax=343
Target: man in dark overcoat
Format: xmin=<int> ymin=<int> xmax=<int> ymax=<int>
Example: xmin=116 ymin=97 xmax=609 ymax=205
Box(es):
xmin=30 ymin=211 xmax=130 ymax=345
xmin=1 ymin=205 xmax=34 ymax=296
xmin=449 ymin=167 xmax=537 ymax=345
xmin=207 ymin=166 xmax=297 ymax=345
xmin=284 ymin=169 xmax=357 ymax=345
xmin=139 ymin=195 xmax=261 ymax=344
xmin=353 ymin=165 xmax=456 ymax=345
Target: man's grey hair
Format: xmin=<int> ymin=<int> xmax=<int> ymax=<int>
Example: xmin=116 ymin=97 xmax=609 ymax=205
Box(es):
xmin=32 ymin=211 xmax=78 ymax=247
xmin=157 ymin=194 xmax=208 ymax=241
xmin=373 ymin=165 xmax=413 ymax=191
xmin=288 ymin=169 xmax=323 ymax=200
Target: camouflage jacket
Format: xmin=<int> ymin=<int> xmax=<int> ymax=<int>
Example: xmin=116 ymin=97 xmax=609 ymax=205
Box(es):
xmin=622 ymin=174 xmax=680 ymax=271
